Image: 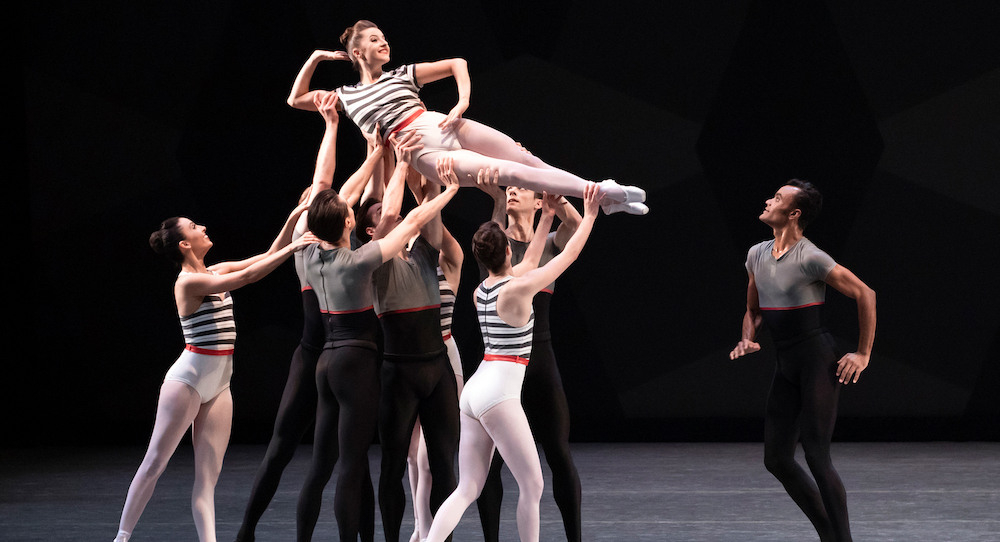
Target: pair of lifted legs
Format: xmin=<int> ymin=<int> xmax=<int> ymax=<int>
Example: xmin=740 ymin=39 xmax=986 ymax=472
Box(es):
xmin=114 ymin=382 xmax=232 ymax=542
xmin=404 ymin=112 xmax=647 ymax=215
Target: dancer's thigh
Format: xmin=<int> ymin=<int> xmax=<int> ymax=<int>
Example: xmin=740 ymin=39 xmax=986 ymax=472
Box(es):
xmin=451 ymin=118 xmax=549 ymax=168
xmin=192 ymin=388 xmax=233 ymax=479
xmin=480 ymin=400 xmax=543 ymax=486
xmin=456 ymin=412 xmax=497 ymax=494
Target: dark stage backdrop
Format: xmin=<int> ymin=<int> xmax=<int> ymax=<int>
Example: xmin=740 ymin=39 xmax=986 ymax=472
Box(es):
xmin=12 ymin=0 xmax=1000 ymax=446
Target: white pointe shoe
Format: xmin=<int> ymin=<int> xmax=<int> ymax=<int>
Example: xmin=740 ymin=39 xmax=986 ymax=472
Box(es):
xmin=601 ymin=201 xmax=649 ymax=215
xmin=599 ymin=179 xmax=646 ymax=203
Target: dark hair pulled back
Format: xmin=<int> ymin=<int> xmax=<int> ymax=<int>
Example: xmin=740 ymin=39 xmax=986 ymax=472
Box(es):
xmin=472 ymin=221 xmax=510 ymax=275
xmin=149 ymin=217 xmax=186 ymax=265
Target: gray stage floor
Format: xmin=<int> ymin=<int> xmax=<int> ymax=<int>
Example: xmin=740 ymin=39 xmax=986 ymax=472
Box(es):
xmin=2 ymin=442 xmax=998 ymax=541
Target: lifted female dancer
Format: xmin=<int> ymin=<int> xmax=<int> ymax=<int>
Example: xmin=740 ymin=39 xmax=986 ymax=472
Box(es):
xmin=113 ymin=205 xmax=316 ymax=542
xmin=421 ymin=178 xmax=602 ymax=542
xmin=730 ymin=180 xmax=876 ymax=542
xmin=287 ymin=20 xmax=647 ymax=215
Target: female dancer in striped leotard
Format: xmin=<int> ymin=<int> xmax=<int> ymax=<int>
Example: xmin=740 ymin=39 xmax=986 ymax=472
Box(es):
xmin=113 ymin=205 xmax=316 ymax=542
xmin=286 ymin=20 xmax=647 ymax=216
xmin=420 ymin=179 xmax=602 ymax=542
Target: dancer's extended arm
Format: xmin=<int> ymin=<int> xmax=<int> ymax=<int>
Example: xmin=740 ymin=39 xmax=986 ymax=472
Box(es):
xmin=729 ymin=274 xmax=763 ymax=360
xmin=501 ymin=184 xmax=600 ymax=322
xmin=376 ymin=169 xmax=459 ymax=262
xmin=373 ymin=131 xmax=423 ymax=241
xmin=304 ymin=92 xmax=340 ymax=207
xmin=184 ymin=227 xmax=318 ymax=299
xmin=825 ymin=265 xmax=876 ymax=384
xmin=209 ymin=202 xmax=311 ymax=276
xmin=511 ymin=193 xmax=559 ymax=277
xmin=552 ymin=195 xmax=583 ymax=250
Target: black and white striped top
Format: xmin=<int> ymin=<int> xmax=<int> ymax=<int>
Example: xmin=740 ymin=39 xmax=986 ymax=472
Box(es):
xmin=438 ymin=266 xmax=455 ymax=339
xmin=336 ymin=64 xmax=423 ymax=139
xmin=179 ymin=289 xmax=236 ymax=351
xmin=477 ymin=277 xmax=533 ymax=363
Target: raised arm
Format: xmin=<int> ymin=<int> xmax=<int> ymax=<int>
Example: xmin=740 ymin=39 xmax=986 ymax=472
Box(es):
xmin=476 ymin=167 xmax=506 ymax=227
xmin=179 ymin=232 xmax=319 ymax=304
xmin=287 ymin=50 xmax=349 ymax=111
xmin=413 ymin=58 xmax=470 ymax=131
xmin=372 ymin=130 xmax=422 ymax=241
xmin=304 ymin=92 xmax=340 ymax=207
xmin=729 ymin=273 xmax=763 ymax=360
xmin=505 ymin=183 xmax=600 ymax=300
xmin=376 ymin=169 xmax=460 ymax=262
xmin=551 ymin=195 xmax=583 ymax=250
xmin=825 ymin=264 xmax=877 ymax=384
xmin=339 ymin=124 xmax=385 ymax=207
xmin=511 ymin=193 xmax=558 ymax=277
xmin=209 ymin=202 xmax=311 ymax=276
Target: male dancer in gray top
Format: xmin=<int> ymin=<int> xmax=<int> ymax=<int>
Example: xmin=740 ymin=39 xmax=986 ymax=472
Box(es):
xmin=730 ymin=180 xmax=876 ymax=542
xmin=360 ymin=145 xmax=462 ymax=541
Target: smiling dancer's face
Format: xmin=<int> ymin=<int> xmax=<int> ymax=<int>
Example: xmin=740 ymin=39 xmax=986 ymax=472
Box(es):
xmin=354 ymin=28 xmax=390 ymax=66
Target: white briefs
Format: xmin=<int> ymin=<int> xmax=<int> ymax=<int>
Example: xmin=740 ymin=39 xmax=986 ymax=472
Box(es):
xmin=163 ymin=348 xmax=234 ymax=403
xmin=458 ymin=359 xmax=525 ymax=420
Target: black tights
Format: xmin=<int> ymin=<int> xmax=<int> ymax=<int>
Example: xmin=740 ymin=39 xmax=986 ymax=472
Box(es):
xmin=378 ymin=354 xmax=460 ymax=542
xmin=296 ymin=345 xmax=380 ymax=542
xmin=764 ymin=331 xmax=851 ymax=542
xmin=477 ymin=339 xmax=582 ymax=542
xmin=234 ymin=342 xmax=320 ymax=542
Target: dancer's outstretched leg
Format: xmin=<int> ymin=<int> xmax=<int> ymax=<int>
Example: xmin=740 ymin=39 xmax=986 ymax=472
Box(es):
xmin=115 ymin=381 xmax=202 ymax=542
xmin=191 ymin=388 xmax=234 ymax=542
xmin=408 ymin=117 xmax=646 ymax=214
xmin=424 ymin=412 xmax=497 ymax=542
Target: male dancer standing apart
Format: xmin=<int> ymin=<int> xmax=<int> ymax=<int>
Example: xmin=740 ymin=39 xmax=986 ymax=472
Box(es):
xmin=730 ymin=180 xmax=876 ymax=542
xmin=476 ymin=171 xmax=583 ymax=542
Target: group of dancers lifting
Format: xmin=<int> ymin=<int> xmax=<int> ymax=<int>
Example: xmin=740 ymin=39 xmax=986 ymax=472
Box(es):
xmin=116 ymin=20 xmax=876 ymax=542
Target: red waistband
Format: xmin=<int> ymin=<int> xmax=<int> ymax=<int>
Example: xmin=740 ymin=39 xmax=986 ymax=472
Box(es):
xmin=322 ymin=305 xmax=374 ymax=315
xmin=388 ymin=109 xmax=425 ymax=137
xmin=185 ymin=344 xmax=234 ymax=356
xmin=378 ymin=304 xmax=440 ymax=317
xmin=484 ymin=354 xmax=529 ymax=366
xmin=761 ymin=302 xmax=824 ymax=311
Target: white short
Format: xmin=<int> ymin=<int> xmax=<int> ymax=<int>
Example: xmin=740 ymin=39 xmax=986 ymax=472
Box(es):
xmin=401 ymin=111 xmax=462 ymax=165
xmin=163 ymin=348 xmax=234 ymax=403
xmin=458 ymin=359 xmax=525 ymax=420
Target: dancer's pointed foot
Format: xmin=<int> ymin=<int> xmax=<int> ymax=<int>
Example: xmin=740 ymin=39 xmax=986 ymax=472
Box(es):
xmin=601 ymin=201 xmax=649 ymax=215
xmin=599 ymin=179 xmax=646 ymax=203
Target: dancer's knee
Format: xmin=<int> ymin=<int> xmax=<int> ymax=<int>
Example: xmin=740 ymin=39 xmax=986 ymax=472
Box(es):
xmin=763 ymin=447 xmax=796 ymax=478
xmin=518 ymin=470 xmax=544 ymax=502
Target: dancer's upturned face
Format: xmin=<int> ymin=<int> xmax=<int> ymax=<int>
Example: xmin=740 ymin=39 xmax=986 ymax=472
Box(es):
xmin=759 ymin=185 xmax=802 ymax=227
xmin=505 ymin=186 xmax=541 ymax=215
xmin=355 ymin=28 xmax=390 ymax=66
xmin=178 ymin=217 xmax=213 ymax=254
